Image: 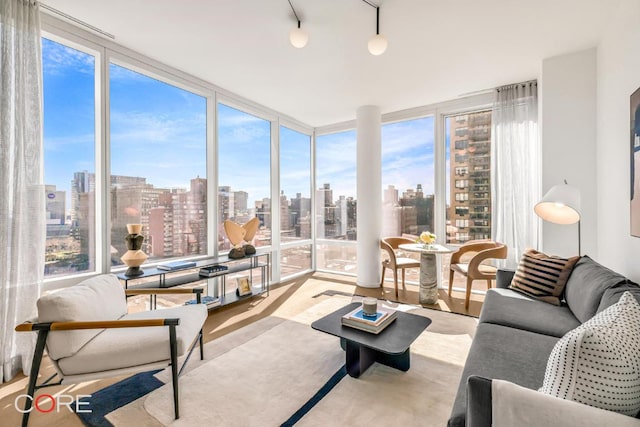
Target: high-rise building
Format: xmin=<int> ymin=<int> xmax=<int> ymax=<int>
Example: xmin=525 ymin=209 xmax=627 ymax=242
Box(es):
xmin=233 ymin=190 xmax=248 ymax=213
xmin=280 ymin=191 xmax=292 ymax=236
xmin=398 ymin=185 xmax=434 ymax=236
xmin=69 ymin=171 xmax=96 ymax=269
xmin=448 ymin=111 xmax=492 ymax=243
xmin=290 ymin=192 xmax=311 ymax=237
xmin=45 ymin=185 xmax=66 ymax=226
xmin=218 ymin=186 xmax=233 ymax=222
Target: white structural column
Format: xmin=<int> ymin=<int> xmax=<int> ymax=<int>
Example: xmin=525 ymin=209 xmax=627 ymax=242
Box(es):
xmin=356 ymin=105 xmax=382 ymax=287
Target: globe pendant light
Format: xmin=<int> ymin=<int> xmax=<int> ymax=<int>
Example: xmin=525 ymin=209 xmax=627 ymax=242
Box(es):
xmin=288 ymin=1 xmax=307 ymax=49
xmin=289 ymin=20 xmax=308 ymax=48
xmin=367 ymin=6 xmax=387 ymax=55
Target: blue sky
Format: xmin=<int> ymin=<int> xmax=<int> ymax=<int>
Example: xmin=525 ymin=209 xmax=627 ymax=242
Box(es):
xmin=43 ymin=37 xmax=441 ymax=210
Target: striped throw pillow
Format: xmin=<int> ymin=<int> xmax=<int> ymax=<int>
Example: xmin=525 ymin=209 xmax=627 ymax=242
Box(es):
xmin=509 ymin=249 xmax=579 ymax=305
xmin=539 ymin=292 xmax=640 ymax=416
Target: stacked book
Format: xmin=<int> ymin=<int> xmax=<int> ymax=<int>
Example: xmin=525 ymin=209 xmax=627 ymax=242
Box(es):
xmin=199 ymin=265 xmax=229 ymax=277
xmin=341 ymin=306 xmax=397 ymax=334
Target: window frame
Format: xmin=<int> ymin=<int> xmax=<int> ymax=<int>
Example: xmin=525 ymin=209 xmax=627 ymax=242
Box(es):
xmin=40 ymin=13 xmax=492 ymax=292
xmin=41 ymin=29 xmax=103 ymax=290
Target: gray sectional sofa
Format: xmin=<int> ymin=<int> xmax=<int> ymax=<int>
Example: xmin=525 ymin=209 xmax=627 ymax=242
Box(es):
xmin=448 ymin=255 xmax=640 ymax=427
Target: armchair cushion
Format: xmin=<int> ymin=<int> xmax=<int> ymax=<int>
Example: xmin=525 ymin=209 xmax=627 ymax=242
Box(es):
xmin=37 ymin=274 xmax=128 ymax=360
xmin=509 ymin=249 xmax=579 ymax=306
xmin=57 ymin=304 xmax=207 ymax=376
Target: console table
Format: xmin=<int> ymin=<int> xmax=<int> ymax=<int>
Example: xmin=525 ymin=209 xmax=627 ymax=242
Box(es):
xmin=117 ymin=252 xmax=270 ymax=310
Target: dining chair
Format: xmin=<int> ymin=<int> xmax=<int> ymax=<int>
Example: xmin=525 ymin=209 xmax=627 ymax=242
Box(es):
xmin=380 ymin=237 xmax=421 ymax=298
xmin=448 ymin=240 xmax=508 ymax=309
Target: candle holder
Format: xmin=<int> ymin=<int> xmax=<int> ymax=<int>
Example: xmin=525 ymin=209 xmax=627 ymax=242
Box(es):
xmin=362 ymin=297 xmax=378 ymax=317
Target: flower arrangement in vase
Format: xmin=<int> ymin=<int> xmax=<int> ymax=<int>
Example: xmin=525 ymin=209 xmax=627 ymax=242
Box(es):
xmin=417 ymin=231 xmax=437 ymax=249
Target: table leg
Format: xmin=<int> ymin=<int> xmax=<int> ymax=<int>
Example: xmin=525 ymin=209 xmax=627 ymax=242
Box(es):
xmin=419 ymin=253 xmax=438 ymax=305
xmin=341 ymin=338 xmax=412 ymax=378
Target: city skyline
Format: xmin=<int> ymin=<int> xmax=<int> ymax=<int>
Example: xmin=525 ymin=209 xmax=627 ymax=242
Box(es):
xmin=43 ymin=38 xmax=439 ymax=212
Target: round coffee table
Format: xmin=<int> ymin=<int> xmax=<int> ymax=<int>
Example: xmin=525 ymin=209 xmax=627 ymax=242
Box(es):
xmin=398 ymin=243 xmax=454 ymax=305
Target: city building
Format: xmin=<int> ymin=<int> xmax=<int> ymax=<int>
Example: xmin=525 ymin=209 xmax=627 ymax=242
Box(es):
xmin=448 ymin=111 xmax=492 ymax=243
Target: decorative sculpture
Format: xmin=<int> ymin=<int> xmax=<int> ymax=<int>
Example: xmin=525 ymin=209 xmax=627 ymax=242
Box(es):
xmin=121 ymin=223 xmax=148 ymax=276
xmin=224 ymin=217 xmax=260 ymax=259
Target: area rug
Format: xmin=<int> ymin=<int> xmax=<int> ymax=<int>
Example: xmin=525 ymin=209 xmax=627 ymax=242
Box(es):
xmin=105 ymin=296 xmax=477 ymax=426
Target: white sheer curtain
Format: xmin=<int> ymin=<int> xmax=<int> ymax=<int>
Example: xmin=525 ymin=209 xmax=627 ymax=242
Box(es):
xmin=0 ymin=0 xmax=44 ymax=383
xmin=491 ymin=81 xmax=539 ymax=268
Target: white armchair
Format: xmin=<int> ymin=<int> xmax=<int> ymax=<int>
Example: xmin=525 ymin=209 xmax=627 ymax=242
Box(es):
xmin=15 ymin=274 xmax=208 ymax=427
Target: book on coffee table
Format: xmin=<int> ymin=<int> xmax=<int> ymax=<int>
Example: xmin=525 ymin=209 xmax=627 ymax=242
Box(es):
xmin=341 ymin=306 xmax=397 ymax=334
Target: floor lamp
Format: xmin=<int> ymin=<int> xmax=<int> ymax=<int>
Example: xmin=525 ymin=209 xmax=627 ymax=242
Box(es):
xmin=534 ymin=180 xmax=581 ymax=255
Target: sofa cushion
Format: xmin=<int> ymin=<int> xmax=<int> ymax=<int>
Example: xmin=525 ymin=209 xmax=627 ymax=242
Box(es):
xmin=37 ymin=274 xmax=128 ymax=360
xmin=597 ymin=280 xmax=640 ymax=313
xmin=479 ymin=288 xmax=580 ymax=338
xmin=448 ymin=323 xmax=559 ymax=427
xmin=57 ymin=304 xmax=207 ymax=376
xmin=539 ymin=292 xmax=640 ymax=417
xmin=509 ymin=249 xmax=579 ymax=306
xmin=563 ymin=256 xmax=628 ymax=323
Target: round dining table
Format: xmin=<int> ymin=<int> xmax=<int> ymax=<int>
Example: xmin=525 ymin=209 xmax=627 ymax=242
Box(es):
xmin=398 ymin=243 xmax=454 ymax=305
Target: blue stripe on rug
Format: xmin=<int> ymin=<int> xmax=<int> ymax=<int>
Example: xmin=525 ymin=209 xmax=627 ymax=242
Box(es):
xmin=280 ymin=364 xmax=348 ymax=427
xmin=73 ymin=370 xmax=164 ymax=427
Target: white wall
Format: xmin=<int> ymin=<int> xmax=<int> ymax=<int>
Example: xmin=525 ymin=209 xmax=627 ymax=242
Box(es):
xmin=540 ymin=48 xmax=597 ymax=258
xmin=596 ymin=0 xmax=640 ymax=281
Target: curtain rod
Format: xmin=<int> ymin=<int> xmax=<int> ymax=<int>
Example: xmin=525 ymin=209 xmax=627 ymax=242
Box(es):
xmin=40 ymin=3 xmax=115 ymax=39
xmin=496 ymin=80 xmax=537 ymax=92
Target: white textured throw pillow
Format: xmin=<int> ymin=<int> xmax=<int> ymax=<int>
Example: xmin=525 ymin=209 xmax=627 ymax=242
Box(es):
xmin=539 ymin=291 xmax=640 ymax=416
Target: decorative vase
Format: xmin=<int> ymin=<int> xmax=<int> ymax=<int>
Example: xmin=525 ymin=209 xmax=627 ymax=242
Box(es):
xmin=121 ymin=223 xmax=148 ymax=276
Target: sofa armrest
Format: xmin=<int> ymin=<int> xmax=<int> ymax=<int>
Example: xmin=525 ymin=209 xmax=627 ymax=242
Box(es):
xmin=490 ymin=379 xmax=640 ymax=427
xmin=466 ymin=376 xmax=492 ymax=427
xmin=495 ymin=268 xmax=515 ymax=288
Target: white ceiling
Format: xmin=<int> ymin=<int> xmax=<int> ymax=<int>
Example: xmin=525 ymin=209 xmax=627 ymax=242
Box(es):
xmin=43 ymin=0 xmax=613 ymax=127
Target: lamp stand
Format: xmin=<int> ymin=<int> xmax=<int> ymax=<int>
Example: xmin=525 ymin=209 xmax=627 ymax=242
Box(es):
xmin=578 ymin=219 xmax=581 ymax=256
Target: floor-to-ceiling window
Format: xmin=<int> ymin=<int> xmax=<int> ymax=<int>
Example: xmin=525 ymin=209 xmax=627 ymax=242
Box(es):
xmin=41 ymin=21 xmax=495 ymax=293
xmin=315 ymin=130 xmax=357 ymax=274
xmin=42 ymin=37 xmax=97 ymax=278
xmin=381 ymin=116 xmax=435 ymax=284
xmin=280 ymin=126 xmax=312 ymax=277
xmin=109 ymin=63 xmax=207 ymax=267
xmin=217 ymin=103 xmax=271 ymax=252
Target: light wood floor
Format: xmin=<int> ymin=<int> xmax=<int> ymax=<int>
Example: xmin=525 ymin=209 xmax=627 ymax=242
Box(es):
xmin=0 ymin=272 xmax=483 ymax=427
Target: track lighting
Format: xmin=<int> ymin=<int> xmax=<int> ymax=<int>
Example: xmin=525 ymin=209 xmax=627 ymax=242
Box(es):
xmin=286 ymin=0 xmax=388 ymax=55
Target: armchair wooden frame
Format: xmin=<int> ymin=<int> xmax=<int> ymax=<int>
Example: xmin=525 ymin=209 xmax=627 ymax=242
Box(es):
xmin=380 ymin=237 xmax=421 ymax=298
xmin=448 ymin=241 xmax=507 ymax=310
xmin=15 ymin=287 xmax=205 ymax=427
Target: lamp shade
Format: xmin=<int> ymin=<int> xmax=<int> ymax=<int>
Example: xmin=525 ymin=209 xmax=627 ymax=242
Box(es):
xmin=367 ymin=34 xmax=387 ymax=55
xmin=289 ymin=27 xmax=308 ymax=48
xmin=534 ymin=183 xmax=581 ymax=225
